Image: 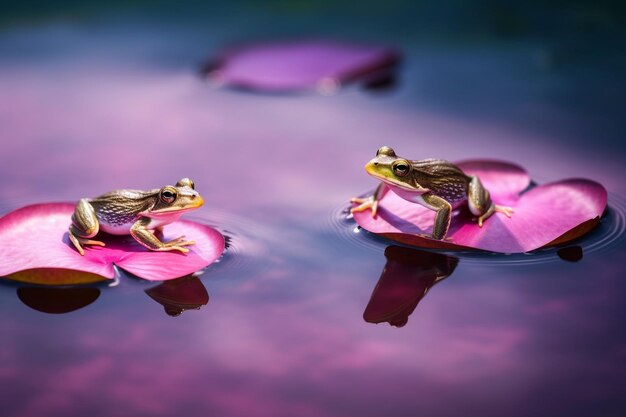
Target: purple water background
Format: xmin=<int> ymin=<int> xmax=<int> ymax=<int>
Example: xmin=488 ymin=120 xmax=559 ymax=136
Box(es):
xmin=1 ymin=9 xmax=625 ymax=417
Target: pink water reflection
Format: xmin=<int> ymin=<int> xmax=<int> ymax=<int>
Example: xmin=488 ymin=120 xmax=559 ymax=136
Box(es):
xmin=3 ymin=250 xmax=623 ymax=417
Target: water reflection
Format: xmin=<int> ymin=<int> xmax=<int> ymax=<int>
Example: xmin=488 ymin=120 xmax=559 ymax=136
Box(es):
xmin=364 ymin=246 xmax=458 ymax=327
xmin=145 ymin=275 xmax=209 ymax=317
xmin=4 ymin=272 xmax=209 ymax=316
xmin=17 ymin=286 xmax=100 ymax=314
xmin=556 ymin=246 xmax=584 ymax=262
xmin=361 ymin=70 xmax=398 ymax=92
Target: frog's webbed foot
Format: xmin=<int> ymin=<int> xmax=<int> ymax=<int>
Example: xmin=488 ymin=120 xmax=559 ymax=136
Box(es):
xmin=131 ymin=219 xmax=196 ymax=255
xmin=152 ymin=235 xmax=196 ymax=254
xmin=68 ymin=235 xmax=106 ymax=256
xmin=477 ymin=204 xmax=513 ymax=227
xmin=350 ymin=195 xmax=379 ymax=218
xmin=68 ymin=228 xmax=105 ymax=256
xmin=164 ymin=235 xmax=196 ymax=248
xmin=495 ymin=205 xmax=514 ymax=218
xmin=158 ymin=245 xmax=191 ymax=254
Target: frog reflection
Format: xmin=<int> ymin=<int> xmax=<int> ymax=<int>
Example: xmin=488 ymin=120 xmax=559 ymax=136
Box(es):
xmin=363 ymin=246 xmax=458 ymax=327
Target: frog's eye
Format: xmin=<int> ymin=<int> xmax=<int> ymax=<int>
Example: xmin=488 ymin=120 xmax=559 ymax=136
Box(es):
xmin=376 ymin=146 xmax=396 ymax=157
xmin=160 ymin=188 xmax=177 ymax=204
xmin=176 ymin=178 xmax=194 ymax=189
xmin=392 ymin=161 xmax=411 ymax=177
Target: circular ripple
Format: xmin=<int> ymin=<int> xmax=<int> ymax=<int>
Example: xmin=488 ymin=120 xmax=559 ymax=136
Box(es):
xmin=331 ymin=192 xmax=626 ymax=266
xmin=182 ymin=208 xmax=272 ymax=279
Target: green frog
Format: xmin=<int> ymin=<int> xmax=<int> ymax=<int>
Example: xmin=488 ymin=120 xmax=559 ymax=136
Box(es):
xmin=351 ymin=147 xmax=513 ymax=240
xmin=69 ymin=178 xmax=204 ymax=255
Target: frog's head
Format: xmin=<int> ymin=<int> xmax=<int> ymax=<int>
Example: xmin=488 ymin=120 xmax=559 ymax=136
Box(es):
xmin=365 ymin=147 xmax=416 ymax=191
xmin=149 ymin=178 xmax=204 ymax=216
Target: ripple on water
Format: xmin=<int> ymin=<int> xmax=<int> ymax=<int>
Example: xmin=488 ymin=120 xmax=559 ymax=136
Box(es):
xmin=330 ymin=193 xmax=626 ymax=266
xmin=0 ymin=201 xmax=270 ymax=283
xmin=170 ymin=208 xmax=272 ymax=280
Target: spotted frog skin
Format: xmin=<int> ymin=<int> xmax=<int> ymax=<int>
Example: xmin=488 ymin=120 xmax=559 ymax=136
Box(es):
xmin=69 ymin=178 xmax=204 ymax=255
xmin=351 ymin=147 xmax=513 ymax=240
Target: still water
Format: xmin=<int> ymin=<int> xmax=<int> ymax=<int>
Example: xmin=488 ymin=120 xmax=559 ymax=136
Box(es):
xmin=1 ymin=10 xmax=625 ymax=417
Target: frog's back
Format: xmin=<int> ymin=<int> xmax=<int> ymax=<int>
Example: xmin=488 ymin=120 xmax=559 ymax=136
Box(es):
xmin=89 ymin=189 xmax=156 ymax=233
xmin=412 ymin=159 xmax=470 ymax=203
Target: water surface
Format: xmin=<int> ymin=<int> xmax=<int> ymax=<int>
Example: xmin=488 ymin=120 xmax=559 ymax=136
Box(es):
xmin=1 ymin=7 xmax=625 ymax=417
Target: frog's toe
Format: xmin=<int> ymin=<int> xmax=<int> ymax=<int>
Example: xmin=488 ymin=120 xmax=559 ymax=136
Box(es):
xmin=165 ymin=238 xmax=195 ymax=248
xmin=69 ymin=234 xmax=85 ymax=256
xmin=170 ymin=246 xmax=190 ymax=254
xmin=350 ymin=196 xmax=378 ymax=218
xmin=496 ymin=205 xmax=514 ymax=218
xmin=156 ymin=245 xmax=190 ymax=254
xmin=168 ymin=235 xmax=187 ymax=244
xmin=350 ymin=196 xmax=367 ymax=204
xmin=70 ymin=234 xmax=106 ymax=255
xmin=80 ymin=238 xmax=106 ymax=247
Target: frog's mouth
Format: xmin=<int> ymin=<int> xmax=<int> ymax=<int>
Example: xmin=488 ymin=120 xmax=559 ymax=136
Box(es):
xmin=365 ymin=162 xmax=424 ymax=192
xmin=149 ymin=196 xmax=205 ymax=216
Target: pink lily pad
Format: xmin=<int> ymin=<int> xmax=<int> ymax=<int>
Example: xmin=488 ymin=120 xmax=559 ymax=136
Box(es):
xmin=353 ymin=161 xmax=607 ymax=253
xmin=0 ymin=203 xmax=225 ymax=282
xmin=205 ymin=40 xmax=400 ymax=93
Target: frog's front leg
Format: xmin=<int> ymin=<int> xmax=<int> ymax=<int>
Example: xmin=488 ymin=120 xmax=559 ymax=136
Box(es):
xmin=69 ymin=199 xmax=105 ymax=256
xmin=130 ymin=218 xmax=195 ymax=254
xmin=350 ymin=183 xmax=388 ymax=217
xmin=467 ymin=175 xmax=513 ymax=227
xmin=421 ymin=194 xmax=452 ymax=240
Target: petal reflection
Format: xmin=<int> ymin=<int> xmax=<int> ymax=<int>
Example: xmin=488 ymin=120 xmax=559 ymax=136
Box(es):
xmin=364 ymin=246 xmax=458 ymax=327
xmin=145 ymin=275 xmax=209 ymax=317
xmin=17 ymin=287 xmax=100 ymax=314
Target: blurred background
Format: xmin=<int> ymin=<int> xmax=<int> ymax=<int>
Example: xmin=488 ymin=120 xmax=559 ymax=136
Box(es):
xmin=1 ymin=2 xmax=625 ymax=417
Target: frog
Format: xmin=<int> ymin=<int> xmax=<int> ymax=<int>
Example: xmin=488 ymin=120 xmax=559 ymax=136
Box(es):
xmin=351 ymin=147 xmax=513 ymax=240
xmin=68 ymin=178 xmax=204 ymax=256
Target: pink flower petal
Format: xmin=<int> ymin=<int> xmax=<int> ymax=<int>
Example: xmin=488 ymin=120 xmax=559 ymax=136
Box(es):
xmin=0 ymin=203 xmax=225 ymax=282
xmin=206 ymin=40 xmax=399 ymax=92
xmin=353 ymin=161 xmax=607 ymax=253
xmin=456 ymin=159 xmax=530 ymax=203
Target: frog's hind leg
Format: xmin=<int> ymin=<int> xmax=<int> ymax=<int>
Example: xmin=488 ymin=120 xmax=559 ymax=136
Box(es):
xmin=68 ymin=199 xmax=105 ymax=256
xmin=467 ymin=176 xmax=513 ymax=227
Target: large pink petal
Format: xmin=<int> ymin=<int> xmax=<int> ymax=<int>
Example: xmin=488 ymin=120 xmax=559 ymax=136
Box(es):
xmin=353 ymin=178 xmax=607 ymax=253
xmin=206 ymin=40 xmax=399 ymax=92
xmin=0 ymin=203 xmax=225 ymax=282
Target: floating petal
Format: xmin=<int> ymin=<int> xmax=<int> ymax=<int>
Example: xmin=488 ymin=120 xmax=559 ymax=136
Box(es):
xmin=205 ymin=40 xmax=399 ymax=93
xmin=0 ymin=203 xmax=225 ymax=282
xmin=353 ymin=161 xmax=607 ymax=253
